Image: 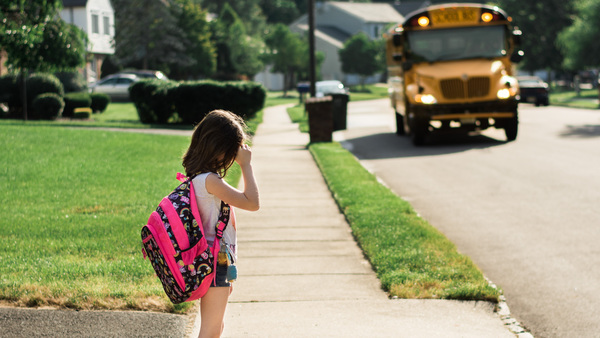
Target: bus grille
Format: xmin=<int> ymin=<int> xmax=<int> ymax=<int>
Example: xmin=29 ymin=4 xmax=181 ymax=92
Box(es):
xmin=440 ymin=77 xmax=490 ymax=99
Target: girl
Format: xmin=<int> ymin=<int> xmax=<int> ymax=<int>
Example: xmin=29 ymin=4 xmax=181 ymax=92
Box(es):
xmin=182 ymin=109 xmax=260 ymax=338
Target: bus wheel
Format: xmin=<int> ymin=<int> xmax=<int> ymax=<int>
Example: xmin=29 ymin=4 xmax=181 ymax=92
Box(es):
xmin=395 ymin=111 xmax=406 ymax=135
xmin=412 ymin=118 xmax=429 ymax=146
xmin=504 ymin=113 xmax=519 ymax=142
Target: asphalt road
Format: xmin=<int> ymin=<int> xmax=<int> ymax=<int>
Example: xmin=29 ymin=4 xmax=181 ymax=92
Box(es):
xmin=335 ymin=99 xmax=600 ymax=338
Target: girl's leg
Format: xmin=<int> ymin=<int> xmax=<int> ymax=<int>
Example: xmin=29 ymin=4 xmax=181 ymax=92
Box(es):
xmin=198 ymin=287 xmax=231 ymax=338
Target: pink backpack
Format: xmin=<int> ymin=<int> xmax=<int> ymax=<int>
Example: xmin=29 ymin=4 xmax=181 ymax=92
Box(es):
xmin=141 ymin=173 xmax=231 ymax=304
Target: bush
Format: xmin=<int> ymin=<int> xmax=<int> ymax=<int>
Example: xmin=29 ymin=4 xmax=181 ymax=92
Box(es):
xmin=55 ymin=71 xmax=86 ymax=93
xmin=129 ymin=79 xmax=266 ymax=125
xmin=63 ymin=92 xmax=91 ymax=118
xmin=73 ymin=108 xmax=91 ymax=119
xmin=0 ymin=74 xmax=19 ymax=104
xmin=0 ymin=74 xmax=20 ymax=117
xmin=129 ymin=79 xmax=178 ymax=124
xmin=168 ymin=81 xmax=266 ymax=125
xmin=25 ymin=73 xmax=64 ymax=108
xmin=90 ymin=93 xmax=111 ymax=113
xmin=32 ymin=93 xmax=65 ymax=120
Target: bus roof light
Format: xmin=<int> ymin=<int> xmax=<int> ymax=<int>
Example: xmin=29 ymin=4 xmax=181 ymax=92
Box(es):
xmin=481 ymin=12 xmax=494 ymax=22
xmin=418 ymin=16 xmax=430 ymax=27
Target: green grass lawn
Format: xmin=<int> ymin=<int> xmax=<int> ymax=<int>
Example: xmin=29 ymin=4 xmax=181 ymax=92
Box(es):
xmin=549 ymin=88 xmax=599 ymax=109
xmin=0 ymin=125 xmax=196 ymax=312
xmin=309 ymin=143 xmax=499 ymax=302
xmin=92 ymin=102 xmax=141 ymax=124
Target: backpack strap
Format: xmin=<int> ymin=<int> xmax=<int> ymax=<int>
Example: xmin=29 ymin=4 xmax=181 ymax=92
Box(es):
xmin=215 ymin=201 xmax=231 ymax=239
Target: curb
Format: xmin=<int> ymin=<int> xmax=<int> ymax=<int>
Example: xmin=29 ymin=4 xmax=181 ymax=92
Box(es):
xmin=486 ymin=278 xmax=533 ymax=337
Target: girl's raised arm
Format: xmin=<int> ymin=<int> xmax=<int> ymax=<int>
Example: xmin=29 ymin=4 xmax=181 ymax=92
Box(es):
xmin=206 ymin=144 xmax=260 ymax=211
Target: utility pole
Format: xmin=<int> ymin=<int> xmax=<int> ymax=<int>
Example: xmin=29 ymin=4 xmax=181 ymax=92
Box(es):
xmin=308 ymin=0 xmax=316 ymax=98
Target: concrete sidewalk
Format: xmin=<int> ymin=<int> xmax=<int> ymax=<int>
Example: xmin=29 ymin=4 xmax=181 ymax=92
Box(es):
xmin=190 ymin=104 xmax=516 ymax=337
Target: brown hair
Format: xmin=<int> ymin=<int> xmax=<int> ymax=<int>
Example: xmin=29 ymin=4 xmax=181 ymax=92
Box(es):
xmin=182 ymin=110 xmax=247 ymax=178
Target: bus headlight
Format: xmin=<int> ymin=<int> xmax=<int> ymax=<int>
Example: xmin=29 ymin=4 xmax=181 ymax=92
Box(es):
xmin=415 ymin=94 xmax=437 ymax=104
xmin=497 ymin=88 xmax=517 ymax=99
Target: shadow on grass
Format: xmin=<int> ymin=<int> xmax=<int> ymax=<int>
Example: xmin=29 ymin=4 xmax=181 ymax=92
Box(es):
xmin=0 ymin=118 xmax=194 ymax=131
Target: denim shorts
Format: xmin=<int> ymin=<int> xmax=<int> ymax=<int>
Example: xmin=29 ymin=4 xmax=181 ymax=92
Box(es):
xmin=212 ymin=264 xmax=230 ymax=287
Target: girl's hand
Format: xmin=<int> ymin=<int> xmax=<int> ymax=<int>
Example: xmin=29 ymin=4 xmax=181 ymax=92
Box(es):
xmin=235 ymin=144 xmax=252 ymax=166
xmin=207 ymin=143 xmax=260 ymax=211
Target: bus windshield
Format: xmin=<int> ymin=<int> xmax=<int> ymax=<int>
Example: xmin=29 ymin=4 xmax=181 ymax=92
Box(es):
xmin=406 ymin=25 xmax=507 ymax=62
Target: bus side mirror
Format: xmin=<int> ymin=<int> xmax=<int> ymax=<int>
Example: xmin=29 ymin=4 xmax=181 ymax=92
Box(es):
xmin=392 ymin=33 xmax=403 ymax=47
xmin=510 ymin=50 xmax=524 ymax=63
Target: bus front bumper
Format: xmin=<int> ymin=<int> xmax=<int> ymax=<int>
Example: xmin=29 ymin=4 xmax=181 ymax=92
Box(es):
xmin=412 ymin=100 xmax=518 ymax=121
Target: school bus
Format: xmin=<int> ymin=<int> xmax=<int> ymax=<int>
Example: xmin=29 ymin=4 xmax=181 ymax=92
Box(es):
xmin=385 ymin=3 xmax=523 ymax=145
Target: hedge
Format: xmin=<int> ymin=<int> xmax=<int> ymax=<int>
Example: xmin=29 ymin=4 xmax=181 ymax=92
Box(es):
xmin=129 ymin=79 xmax=178 ymax=124
xmin=129 ymin=79 xmax=266 ymax=125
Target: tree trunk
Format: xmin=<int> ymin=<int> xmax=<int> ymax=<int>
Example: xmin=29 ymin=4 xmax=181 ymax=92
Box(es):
xmin=20 ymin=70 xmax=27 ymax=121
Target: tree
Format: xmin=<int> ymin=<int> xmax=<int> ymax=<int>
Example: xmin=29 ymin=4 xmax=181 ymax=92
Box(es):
xmin=260 ymin=0 xmax=300 ymax=24
xmin=170 ymin=0 xmax=216 ymax=79
xmin=111 ymin=0 xmax=193 ymax=73
xmin=201 ymin=0 xmax=267 ymax=37
xmin=338 ymin=32 xmax=383 ymax=89
xmin=212 ymin=4 xmax=263 ymax=79
xmin=0 ymin=0 xmax=87 ymax=119
xmin=0 ymin=0 xmax=87 ymax=73
xmin=263 ymin=24 xmax=306 ymax=95
xmin=492 ymin=0 xmax=575 ymax=76
xmin=557 ymin=0 xmax=600 ymax=71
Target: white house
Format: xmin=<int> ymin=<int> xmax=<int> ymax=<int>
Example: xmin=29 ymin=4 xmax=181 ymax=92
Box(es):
xmin=60 ymin=0 xmax=115 ymax=83
xmin=255 ymin=1 xmax=405 ymax=90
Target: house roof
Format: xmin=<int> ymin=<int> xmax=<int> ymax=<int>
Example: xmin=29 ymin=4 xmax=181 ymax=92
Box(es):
xmin=328 ymin=1 xmax=404 ymax=23
xmin=316 ymin=25 xmax=351 ymax=44
xmin=294 ymin=24 xmax=345 ymax=48
xmin=62 ymin=0 xmax=87 ymax=7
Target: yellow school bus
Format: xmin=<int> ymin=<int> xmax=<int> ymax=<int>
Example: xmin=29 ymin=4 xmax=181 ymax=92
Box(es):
xmin=385 ymin=3 xmax=523 ymax=145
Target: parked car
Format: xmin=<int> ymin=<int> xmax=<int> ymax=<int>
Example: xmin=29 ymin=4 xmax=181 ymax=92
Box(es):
xmin=315 ymin=80 xmax=349 ymax=97
xmin=119 ymin=70 xmax=169 ymax=81
xmin=517 ymin=76 xmax=549 ymax=106
xmin=88 ymin=73 xmax=139 ymax=101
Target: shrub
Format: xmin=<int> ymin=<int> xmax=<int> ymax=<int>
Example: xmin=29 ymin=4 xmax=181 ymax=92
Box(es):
xmin=0 ymin=74 xmax=19 ymax=104
xmin=25 ymin=73 xmax=64 ymax=108
xmin=168 ymin=81 xmax=266 ymax=125
xmin=55 ymin=71 xmax=87 ymax=93
xmin=129 ymin=79 xmax=266 ymax=125
xmin=0 ymin=74 xmax=20 ymax=118
xmin=73 ymin=108 xmax=91 ymax=119
xmin=90 ymin=93 xmax=111 ymax=113
xmin=129 ymin=79 xmax=178 ymax=124
xmin=63 ymin=92 xmax=91 ymax=118
xmin=32 ymin=93 xmax=65 ymax=120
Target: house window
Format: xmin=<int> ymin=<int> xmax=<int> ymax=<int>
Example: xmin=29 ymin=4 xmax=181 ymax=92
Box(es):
xmin=103 ymin=16 xmax=110 ymax=35
xmin=92 ymin=14 xmax=99 ymax=34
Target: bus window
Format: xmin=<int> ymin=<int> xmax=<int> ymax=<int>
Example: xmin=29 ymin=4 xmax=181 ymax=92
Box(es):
xmin=407 ymin=25 xmax=506 ymax=62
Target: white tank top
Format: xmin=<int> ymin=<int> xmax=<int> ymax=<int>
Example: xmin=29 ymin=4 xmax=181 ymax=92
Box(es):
xmin=192 ymin=173 xmax=237 ymax=258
